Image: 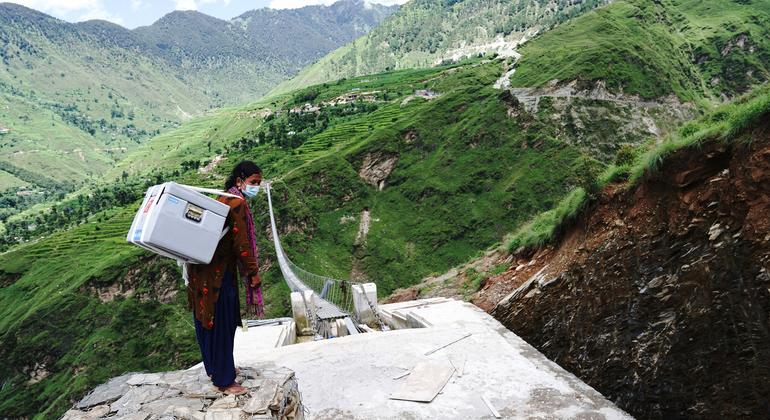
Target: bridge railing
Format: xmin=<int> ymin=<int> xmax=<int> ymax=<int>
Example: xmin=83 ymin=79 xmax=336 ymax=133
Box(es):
xmin=265 ymin=182 xmax=358 ymax=323
xmin=282 ymin=255 xmax=357 ymax=318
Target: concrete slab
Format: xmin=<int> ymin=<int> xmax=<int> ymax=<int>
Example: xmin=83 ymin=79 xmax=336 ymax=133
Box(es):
xmin=232 ymin=320 xmax=295 ymax=363
xmin=352 ymin=283 xmax=378 ymax=326
xmin=234 ymin=299 xmax=633 ymax=420
xmin=389 ymin=360 xmax=454 ymax=402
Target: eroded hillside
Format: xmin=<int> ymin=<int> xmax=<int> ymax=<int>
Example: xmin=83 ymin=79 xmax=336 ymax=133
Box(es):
xmin=390 ymin=88 xmax=770 ymax=419
xmin=494 ymin=112 xmax=770 ymax=419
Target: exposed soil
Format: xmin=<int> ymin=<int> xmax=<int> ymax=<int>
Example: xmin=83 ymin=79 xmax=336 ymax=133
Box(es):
xmin=492 ymin=130 xmax=770 ymax=419
xmin=81 ymin=256 xmax=180 ymax=304
xmin=358 ymin=152 xmax=399 ymax=191
xmin=0 ymin=270 xmax=22 ymax=288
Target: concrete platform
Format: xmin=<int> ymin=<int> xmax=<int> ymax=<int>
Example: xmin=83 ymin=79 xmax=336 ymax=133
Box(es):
xmin=234 ymin=299 xmax=632 ymax=420
xmin=234 ymin=318 xmax=296 ymax=356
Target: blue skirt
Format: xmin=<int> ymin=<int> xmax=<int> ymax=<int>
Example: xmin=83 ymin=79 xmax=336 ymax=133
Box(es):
xmin=194 ymin=270 xmax=239 ymax=388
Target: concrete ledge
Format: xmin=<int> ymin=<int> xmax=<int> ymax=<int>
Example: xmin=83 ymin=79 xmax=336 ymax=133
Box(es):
xmin=291 ymin=292 xmax=311 ymax=335
xmin=234 ymin=298 xmax=632 ymax=420
xmin=352 ymin=283 xmax=378 ymax=327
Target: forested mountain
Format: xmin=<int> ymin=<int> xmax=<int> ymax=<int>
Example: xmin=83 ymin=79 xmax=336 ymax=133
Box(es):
xmin=128 ymin=0 xmax=396 ymax=103
xmin=0 ymin=0 xmax=396 ymax=205
xmin=272 ymin=0 xmax=609 ymax=93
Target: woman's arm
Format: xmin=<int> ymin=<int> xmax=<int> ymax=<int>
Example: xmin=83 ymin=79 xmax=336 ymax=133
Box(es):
xmin=230 ymin=199 xmax=260 ymax=285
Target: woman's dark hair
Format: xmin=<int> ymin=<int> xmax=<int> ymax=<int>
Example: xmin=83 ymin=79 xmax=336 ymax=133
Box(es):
xmin=225 ymin=160 xmax=261 ymax=190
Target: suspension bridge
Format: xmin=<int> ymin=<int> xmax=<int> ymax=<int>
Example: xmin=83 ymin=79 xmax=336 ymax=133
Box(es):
xmin=264 ymin=182 xmax=383 ymax=338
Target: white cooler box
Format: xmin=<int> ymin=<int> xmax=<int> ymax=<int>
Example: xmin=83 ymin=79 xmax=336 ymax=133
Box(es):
xmin=126 ymin=182 xmax=231 ymax=264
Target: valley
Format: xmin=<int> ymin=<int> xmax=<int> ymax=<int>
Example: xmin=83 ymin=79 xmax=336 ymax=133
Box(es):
xmin=0 ymin=0 xmax=396 ymax=204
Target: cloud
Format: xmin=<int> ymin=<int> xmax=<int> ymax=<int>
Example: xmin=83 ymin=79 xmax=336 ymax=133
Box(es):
xmin=174 ymin=0 xmax=198 ymax=10
xmin=174 ymin=0 xmax=232 ymax=11
xmin=12 ymin=0 xmax=124 ymax=25
xmin=267 ymin=0 xmax=408 ymax=9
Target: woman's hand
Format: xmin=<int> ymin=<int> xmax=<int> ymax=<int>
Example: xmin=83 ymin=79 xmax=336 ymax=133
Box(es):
xmin=250 ymin=273 xmax=261 ymax=288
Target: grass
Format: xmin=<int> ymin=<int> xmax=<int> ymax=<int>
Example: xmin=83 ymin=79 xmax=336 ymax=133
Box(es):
xmin=505 ymin=188 xmax=588 ymax=252
xmin=509 ymin=0 xmax=770 ymax=101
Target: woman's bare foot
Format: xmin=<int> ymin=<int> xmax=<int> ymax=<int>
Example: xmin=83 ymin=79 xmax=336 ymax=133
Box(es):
xmin=220 ymin=382 xmax=247 ymax=395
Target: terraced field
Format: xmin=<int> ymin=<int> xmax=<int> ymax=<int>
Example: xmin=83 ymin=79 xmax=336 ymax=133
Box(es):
xmin=294 ymin=102 xmax=421 ymax=164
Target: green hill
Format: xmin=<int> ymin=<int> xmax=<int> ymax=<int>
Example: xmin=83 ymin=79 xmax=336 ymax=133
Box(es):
xmin=270 ymin=0 xmax=610 ymax=94
xmin=508 ymin=0 xmax=770 ymax=101
xmin=0 ymin=1 xmax=396 ymax=200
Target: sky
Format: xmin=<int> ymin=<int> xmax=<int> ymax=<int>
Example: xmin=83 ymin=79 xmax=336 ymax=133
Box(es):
xmin=9 ymin=0 xmax=408 ymax=29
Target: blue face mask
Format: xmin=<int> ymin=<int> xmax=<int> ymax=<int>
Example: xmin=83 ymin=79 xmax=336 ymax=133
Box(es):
xmin=243 ymin=184 xmax=260 ymax=198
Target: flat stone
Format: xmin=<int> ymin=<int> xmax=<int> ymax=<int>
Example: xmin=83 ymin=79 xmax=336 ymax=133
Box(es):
xmin=173 ymin=379 xmax=222 ymax=399
xmin=389 ymin=360 xmax=454 ymax=403
xmin=60 ymin=409 xmax=91 ymax=420
xmin=160 ymin=371 xmax=189 ymax=386
xmin=111 ymin=386 xmax=169 ymax=415
xmin=261 ymin=367 xmax=294 ymax=385
xmin=77 ymin=373 xmax=134 ymax=409
xmin=127 ymin=373 xmax=164 ymax=386
xmin=140 ymin=397 xmax=205 ymax=416
xmin=203 ymin=408 xmax=243 ymax=420
xmin=209 ymin=395 xmax=238 ymax=410
xmin=86 ymin=405 xmax=111 ymax=418
xmin=162 ymin=405 xmax=206 ymax=420
xmin=60 ymin=404 xmax=111 ymax=420
xmin=111 ymin=412 xmax=151 ymax=420
xmin=240 ymin=379 xmax=263 ymax=389
xmin=243 ymin=379 xmax=278 ymax=414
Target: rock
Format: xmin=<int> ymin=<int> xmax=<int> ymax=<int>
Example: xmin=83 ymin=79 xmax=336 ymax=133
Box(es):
xmin=173 ymin=379 xmax=222 ymax=399
xmin=162 ymin=405 xmax=206 ymax=420
xmin=111 ymin=386 xmax=170 ymax=415
xmin=708 ymin=223 xmax=724 ymax=241
xmin=60 ymin=404 xmax=111 ymax=420
xmin=243 ymin=379 xmax=278 ymax=414
xmin=127 ymin=373 xmax=164 ymax=386
xmin=77 ymin=373 xmax=134 ymax=409
xmin=87 ymin=405 xmax=111 ymax=418
xmin=358 ymin=152 xmax=399 ymax=191
xmin=141 ymin=397 xmax=205 ymax=416
xmin=241 ymin=379 xmax=261 ymax=388
xmin=60 ymin=409 xmax=91 ymax=420
xmin=111 ymin=413 xmax=151 ymax=420
xmin=72 ymin=365 xmax=301 ymax=420
xmin=209 ymin=395 xmax=238 ymax=410
xmin=160 ymin=371 xmax=188 ymax=386
xmin=203 ymin=408 xmax=243 ymax=420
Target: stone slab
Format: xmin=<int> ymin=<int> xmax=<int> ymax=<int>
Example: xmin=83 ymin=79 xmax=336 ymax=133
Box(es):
xmin=64 ymin=363 xmax=301 ymax=420
xmin=76 ymin=373 xmax=134 ymax=409
xmin=389 ymin=360 xmax=454 ymax=402
xmin=243 ymin=379 xmax=278 ymax=414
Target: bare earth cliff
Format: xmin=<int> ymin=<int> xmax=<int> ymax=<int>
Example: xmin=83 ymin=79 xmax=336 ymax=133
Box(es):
xmin=492 ymin=123 xmax=770 ymax=418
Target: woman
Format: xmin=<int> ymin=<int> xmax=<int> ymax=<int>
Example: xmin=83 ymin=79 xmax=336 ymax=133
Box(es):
xmin=187 ymin=160 xmax=264 ymax=395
